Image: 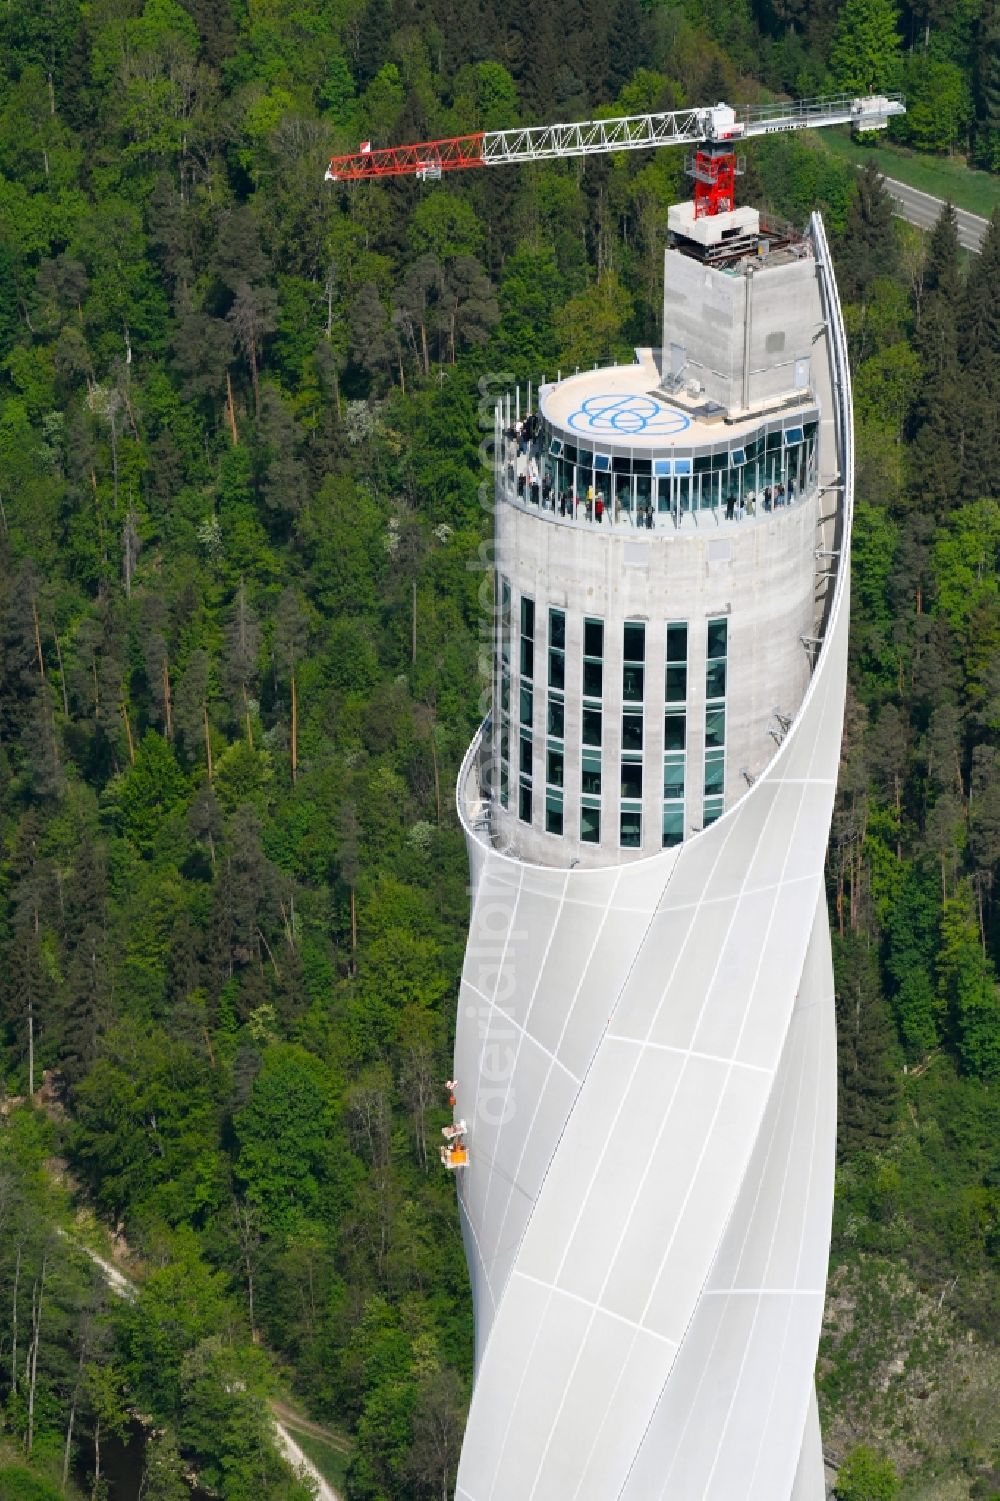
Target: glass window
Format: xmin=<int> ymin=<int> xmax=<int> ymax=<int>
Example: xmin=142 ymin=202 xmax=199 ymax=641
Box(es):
xmin=583 ymin=659 xmax=603 ymax=698
xmin=624 ymin=623 xmax=645 ymax=662
xmin=666 ymin=665 xmax=687 ymax=703
xmin=520 ymin=597 xmax=534 ymax=637
xmin=547 ymin=696 xmax=564 ymax=737
xmin=784 ymin=426 xmax=804 ymax=444
xmin=666 ymin=623 xmax=688 ymax=663
xmin=519 ymin=733 xmax=533 ymax=776
xmin=547 ymin=745 xmax=564 ymax=786
xmin=549 ymin=609 xmax=566 ymax=650
xmin=663 ymin=805 xmax=684 ymax=848
xmin=583 ymin=707 xmax=602 ymax=746
xmin=621 ymin=761 xmax=642 ymax=800
xmin=706 ymin=659 xmax=726 ymax=700
xmin=705 ymin=707 xmax=726 ymax=747
xmin=520 ymin=637 xmax=534 ymax=679
xmin=707 ymin=618 xmax=728 ymax=660
xmin=584 ymin=618 xmax=604 ymax=659
xmin=620 ymin=808 xmax=641 ymax=848
xmin=519 ymin=781 xmax=532 ymax=822
xmin=520 ymin=683 xmax=533 ymax=725
xmin=623 ymin=664 xmax=644 ymax=703
xmin=500 ymin=724 xmax=509 ymax=762
xmin=622 ymin=712 xmax=643 ymax=752
xmin=549 ymin=650 xmax=565 ymax=691
xmin=704 ymin=795 xmax=724 ymax=825
xmin=663 ymin=757 xmax=685 ymax=799
xmin=546 ymin=789 xmax=563 ymax=835
xmin=549 ymin=438 xmax=564 ymax=457
xmin=500 ymin=764 xmax=509 ymax=807
xmin=581 ymin=802 xmax=601 ymax=843
xmin=705 ymin=748 xmax=725 ymax=794
xmin=664 ymin=711 xmax=686 ymax=752
xmin=581 ymin=751 xmax=602 ymax=795
xmin=500 ymin=672 xmax=510 ymax=713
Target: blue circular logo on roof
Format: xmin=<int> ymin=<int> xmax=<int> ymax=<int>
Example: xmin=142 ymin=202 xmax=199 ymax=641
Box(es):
xmin=567 ymin=395 xmax=692 ymax=438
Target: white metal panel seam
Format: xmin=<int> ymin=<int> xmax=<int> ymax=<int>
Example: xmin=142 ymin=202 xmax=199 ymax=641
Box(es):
xmin=479 ymin=868 xmax=573 ymax=1222
xmin=466 ymin=857 xmax=526 ymax=1136
xmin=485 ymin=868 xmax=627 ymax=1307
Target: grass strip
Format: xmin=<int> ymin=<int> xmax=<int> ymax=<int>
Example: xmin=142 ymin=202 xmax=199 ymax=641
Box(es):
xmin=815 ymin=127 xmax=1000 ymax=219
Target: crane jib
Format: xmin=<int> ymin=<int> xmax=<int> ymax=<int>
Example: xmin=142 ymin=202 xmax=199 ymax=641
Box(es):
xmin=323 ymin=95 xmax=905 ymax=184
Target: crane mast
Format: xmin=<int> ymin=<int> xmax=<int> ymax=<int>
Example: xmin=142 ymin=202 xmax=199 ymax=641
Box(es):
xmin=325 ymin=93 xmax=905 ymax=217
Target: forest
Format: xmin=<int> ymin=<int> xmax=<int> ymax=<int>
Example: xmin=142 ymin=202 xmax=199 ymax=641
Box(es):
xmin=0 ymin=0 xmax=998 ymax=1495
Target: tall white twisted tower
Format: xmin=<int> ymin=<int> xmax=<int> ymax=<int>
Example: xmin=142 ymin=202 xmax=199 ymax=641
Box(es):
xmin=449 ymin=206 xmax=851 ymax=1500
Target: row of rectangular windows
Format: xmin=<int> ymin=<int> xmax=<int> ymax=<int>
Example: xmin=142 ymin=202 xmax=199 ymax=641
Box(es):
xmin=498 ymin=585 xmax=729 ymax=842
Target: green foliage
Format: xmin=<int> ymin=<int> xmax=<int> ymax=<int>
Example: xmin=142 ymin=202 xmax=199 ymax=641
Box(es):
xmin=835 ymin=934 xmax=901 ymax=1153
xmin=0 ymin=1467 xmax=64 ymax=1500
xmin=118 ymin=733 xmax=190 ymax=855
xmin=899 ymin=53 xmax=973 ymax=155
xmin=70 ymin=1023 xmax=220 ymax=1220
xmin=938 ymin=891 xmax=1000 ymax=1080
xmin=234 ymin=1043 xmax=348 ymax=1232
xmin=884 ymin=863 xmax=942 ymax=1058
xmin=932 ymin=499 xmax=1000 ymax=642
xmin=179 ymin=1338 xmax=312 ymax=1500
xmin=835 ymin=1444 xmax=900 ymax=1499
xmin=554 ymin=271 xmax=635 ymax=371
xmin=838 ymin=165 xmax=898 ymax=303
xmin=830 ymin=0 xmax=902 ymax=94
xmin=493 ymin=243 xmax=565 ymax=372
xmin=120 ymin=1230 xmax=236 ymax=1419
xmin=409 ymin=196 xmax=483 ymax=261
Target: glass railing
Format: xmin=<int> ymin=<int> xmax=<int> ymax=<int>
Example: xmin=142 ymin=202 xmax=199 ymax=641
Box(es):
xmin=496 ymin=450 xmax=816 ymax=534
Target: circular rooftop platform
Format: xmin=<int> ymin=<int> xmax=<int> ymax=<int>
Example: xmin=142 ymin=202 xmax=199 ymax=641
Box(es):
xmin=538 ymin=353 xmax=812 ymax=455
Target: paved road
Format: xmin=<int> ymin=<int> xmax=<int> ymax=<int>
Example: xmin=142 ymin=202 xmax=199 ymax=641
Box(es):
xmin=881 ymin=174 xmax=991 ymax=252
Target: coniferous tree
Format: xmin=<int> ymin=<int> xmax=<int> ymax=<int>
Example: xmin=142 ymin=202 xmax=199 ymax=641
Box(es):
xmin=957 ymin=211 xmax=1000 ymax=496
xmin=834 ymin=935 xmax=900 ymax=1153
xmin=973 ymin=0 xmax=1000 ymax=169
xmin=909 ymin=203 xmax=963 ymax=510
xmin=838 ymin=164 xmax=897 ymax=304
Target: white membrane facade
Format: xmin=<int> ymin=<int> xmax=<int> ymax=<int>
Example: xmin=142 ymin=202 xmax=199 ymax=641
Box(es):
xmin=449 ymin=211 xmax=852 ymax=1499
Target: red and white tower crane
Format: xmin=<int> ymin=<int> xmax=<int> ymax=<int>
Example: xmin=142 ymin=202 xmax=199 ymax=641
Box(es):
xmin=325 ymin=93 xmax=905 ymax=218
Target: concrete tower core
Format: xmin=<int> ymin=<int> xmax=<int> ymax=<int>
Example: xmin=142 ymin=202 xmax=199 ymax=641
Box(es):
xmin=489 ymin=209 xmax=835 ymax=867
xmin=449 ymin=203 xmax=852 ymax=1499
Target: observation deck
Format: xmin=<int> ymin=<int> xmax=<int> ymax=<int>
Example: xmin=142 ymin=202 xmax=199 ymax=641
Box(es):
xmin=497 ymin=352 xmax=819 ymax=535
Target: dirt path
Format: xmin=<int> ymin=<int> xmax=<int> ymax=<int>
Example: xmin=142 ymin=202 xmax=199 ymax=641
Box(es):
xmin=58 ymin=1230 xmax=138 ymax=1302
xmin=272 ymin=1418 xmax=344 ymax=1501
xmin=270 ymin=1401 xmax=352 ymax=1455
